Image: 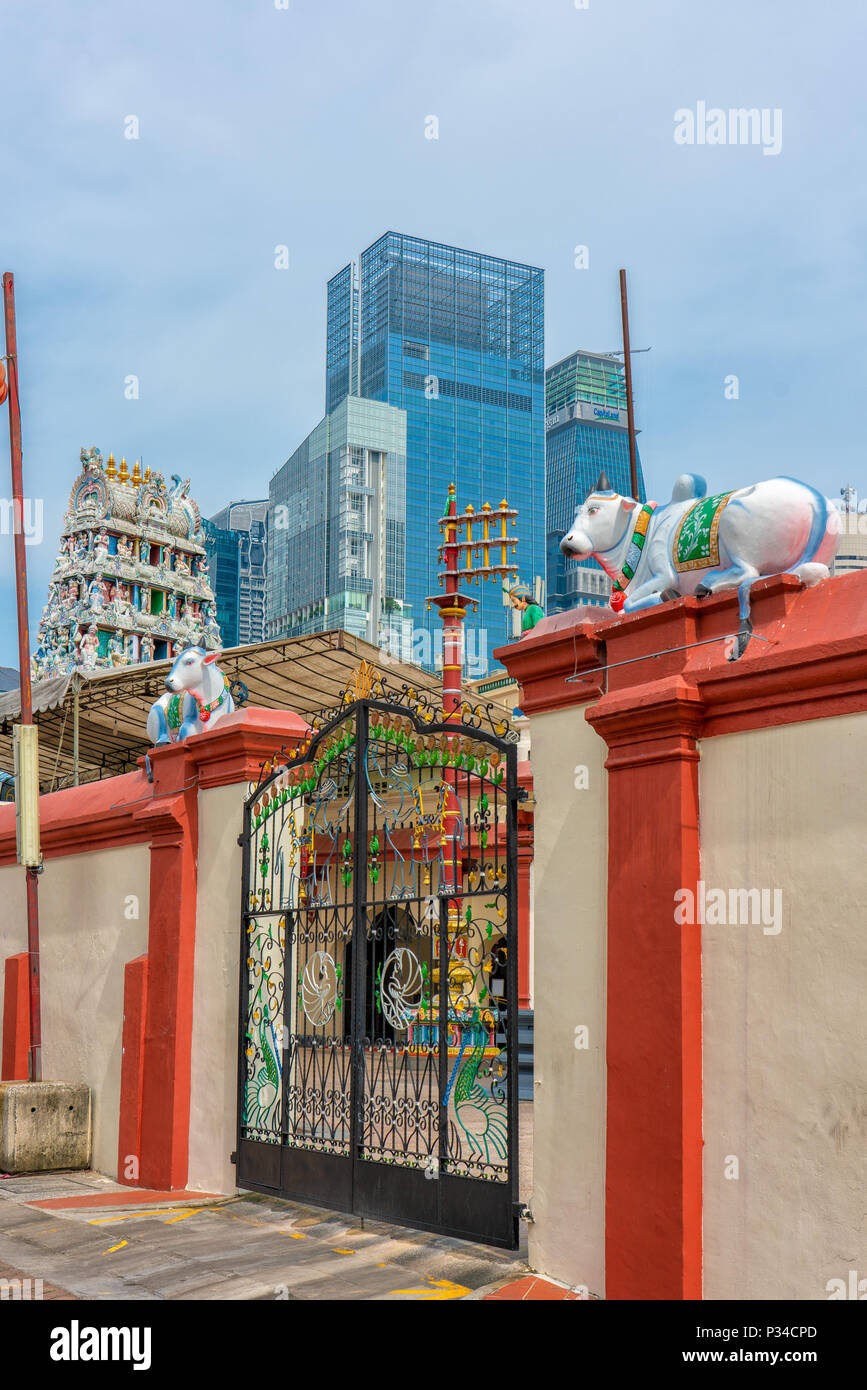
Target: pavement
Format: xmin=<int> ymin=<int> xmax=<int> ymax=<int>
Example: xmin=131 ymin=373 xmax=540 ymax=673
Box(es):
xmin=0 ymin=1101 xmax=585 ymax=1301
xmin=0 ymin=1170 xmax=531 ymax=1301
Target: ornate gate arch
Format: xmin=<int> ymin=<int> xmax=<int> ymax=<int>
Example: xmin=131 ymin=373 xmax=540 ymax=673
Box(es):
xmin=236 ymin=674 xmax=521 ymax=1248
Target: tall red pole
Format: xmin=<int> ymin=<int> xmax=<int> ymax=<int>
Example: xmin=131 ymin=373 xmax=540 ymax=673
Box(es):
xmin=619 ymin=268 xmax=639 ymax=500
xmin=3 ymin=272 xmax=42 ymax=1082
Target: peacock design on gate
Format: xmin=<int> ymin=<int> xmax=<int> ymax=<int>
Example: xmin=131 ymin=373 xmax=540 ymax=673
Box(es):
xmin=447 ymin=1009 xmax=508 ymax=1166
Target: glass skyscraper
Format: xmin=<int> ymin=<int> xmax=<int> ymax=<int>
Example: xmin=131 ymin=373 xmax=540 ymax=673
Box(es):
xmin=201 ymin=517 xmax=241 ymax=648
xmin=545 ymin=349 xmax=647 ymax=613
xmin=267 ymin=396 xmax=410 ymax=655
xmin=326 ymin=233 xmax=545 ymax=672
xmin=209 ymin=500 xmax=268 ymax=644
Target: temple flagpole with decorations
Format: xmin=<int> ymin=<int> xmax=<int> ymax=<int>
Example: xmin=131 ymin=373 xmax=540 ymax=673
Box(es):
xmin=426 ymin=483 xmax=519 ymax=954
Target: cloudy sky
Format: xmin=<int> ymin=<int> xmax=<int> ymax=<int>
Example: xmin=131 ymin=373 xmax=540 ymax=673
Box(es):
xmin=1 ymin=0 xmax=864 ymax=662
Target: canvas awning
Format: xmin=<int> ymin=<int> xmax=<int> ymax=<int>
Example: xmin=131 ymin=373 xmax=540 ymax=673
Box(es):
xmin=0 ymin=632 xmax=442 ymax=792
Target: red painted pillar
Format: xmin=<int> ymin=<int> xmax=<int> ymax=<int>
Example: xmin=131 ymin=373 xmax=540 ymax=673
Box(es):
xmin=132 ymin=743 xmax=198 ymax=1191
xmin=117 ymin=954 xmax=149 ymax=1186
xmin=1 ymin=953 xmax=30 ymax=1080
xmin=587 ymin=678 xmax=703 ymax=1301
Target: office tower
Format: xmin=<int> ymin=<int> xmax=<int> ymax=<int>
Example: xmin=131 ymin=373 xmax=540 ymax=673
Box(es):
xmin=324 ymin=233 xmax=545 ymax=672
xmin=209 ymin=500 xmax=268 ymax=644
xmin=545 ymin=349 xmax=647 ymax=613
xmin=268 ymin=395 xmax=410 ymax=656
xmin=201 ymin=517 xmax=242 ymax=649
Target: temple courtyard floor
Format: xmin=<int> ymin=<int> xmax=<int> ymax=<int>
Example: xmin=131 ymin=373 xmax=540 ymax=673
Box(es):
xmin=0 ymin=1105 xmax=551 ymax=1301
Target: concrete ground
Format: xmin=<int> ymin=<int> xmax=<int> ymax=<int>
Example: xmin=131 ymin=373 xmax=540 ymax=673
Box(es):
xmin=0 ymin=1102 xmax=535 ymax=1301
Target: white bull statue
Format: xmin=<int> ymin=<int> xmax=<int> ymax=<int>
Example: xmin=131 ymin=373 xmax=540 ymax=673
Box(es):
xmin=146 ymin=645 xmax=235 ymax=745
xmin=560 ymin=472 xmax=837 ymax=658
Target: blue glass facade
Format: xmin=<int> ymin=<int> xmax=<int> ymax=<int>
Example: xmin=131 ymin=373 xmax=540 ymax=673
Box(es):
xmin=545 ymin=351 xmax=646 ymax=614
xmin=201 ymin=517 xmax=242 ymax=648
xmin=327 ymin=233 xmax=545 ymax=672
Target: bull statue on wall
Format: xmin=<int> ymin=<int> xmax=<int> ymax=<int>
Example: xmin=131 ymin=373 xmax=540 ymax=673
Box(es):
xmin=560 ymin=472 xmax=837 ymax=658
xmin=146 ymin=645 xmax=235 ymax=745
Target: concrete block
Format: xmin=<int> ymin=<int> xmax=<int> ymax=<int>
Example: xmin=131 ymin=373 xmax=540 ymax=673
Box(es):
xmin=0 ymin=1082 xmax=92 ymax=1172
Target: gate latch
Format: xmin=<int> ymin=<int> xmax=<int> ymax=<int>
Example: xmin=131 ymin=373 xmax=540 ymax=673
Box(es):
xmin=515 ymin=1202 xmax=534 ymax=1223
xmin=512 ymin=786 xmax=529 ymax=803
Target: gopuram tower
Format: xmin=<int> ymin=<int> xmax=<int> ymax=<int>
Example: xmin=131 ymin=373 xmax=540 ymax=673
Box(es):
xmin=33 ymin=447 xmax=223 ymax=678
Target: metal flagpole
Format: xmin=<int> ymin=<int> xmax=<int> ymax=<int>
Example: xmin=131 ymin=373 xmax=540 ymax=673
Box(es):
xmin=3 ymin=271 xmax=43 ymax=1082
xmin=619 ymin=268 xmax=640 ymax=500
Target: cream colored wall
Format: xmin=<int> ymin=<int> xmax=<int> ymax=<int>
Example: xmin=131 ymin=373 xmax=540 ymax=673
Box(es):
xmin=188 ymin=781 xmax=248 ymax=1195
xmin=0 ymin=846 xmax=150 ymax=1177
xmin=527 ymin=702 xmax=607 ymax=1296
xmin=700 ymin=715 xmax=867 ymax=1300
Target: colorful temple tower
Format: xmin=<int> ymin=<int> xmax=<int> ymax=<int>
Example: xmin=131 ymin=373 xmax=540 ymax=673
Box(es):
xmin=33 ymin=447 xmax=222 ymax=678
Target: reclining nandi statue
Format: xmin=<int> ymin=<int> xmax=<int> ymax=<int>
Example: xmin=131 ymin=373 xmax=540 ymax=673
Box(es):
xmin=560 ymin=472 xmax=837 ymax=658
xmin=147 ymin=645 xmax=235 ymax=745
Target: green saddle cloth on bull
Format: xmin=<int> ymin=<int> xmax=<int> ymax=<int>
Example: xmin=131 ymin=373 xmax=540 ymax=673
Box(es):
xmin=673 ymin=490 xmax=734 ymax=573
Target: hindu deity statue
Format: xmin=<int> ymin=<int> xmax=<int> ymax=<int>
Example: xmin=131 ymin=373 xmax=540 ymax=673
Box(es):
xmin=79 ymin=625 xmax=100 ymax=669
xmin=93 ymin=527 xmax=110 ymax=563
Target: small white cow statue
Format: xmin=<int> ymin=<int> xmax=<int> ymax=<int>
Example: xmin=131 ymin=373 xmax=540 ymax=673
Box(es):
xmin=561 ymin=472 xmax=837 ymax=658
xmin=146 ymin=645 xmax=235 ymax=745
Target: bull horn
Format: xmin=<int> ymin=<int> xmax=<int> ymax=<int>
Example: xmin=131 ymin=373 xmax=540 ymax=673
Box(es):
xmin=596 ymin=471 xmax=612 ymax=492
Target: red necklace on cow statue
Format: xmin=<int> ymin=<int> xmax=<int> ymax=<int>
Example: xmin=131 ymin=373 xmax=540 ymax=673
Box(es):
xmin=146 ymin=645 xmax=235 ymax=745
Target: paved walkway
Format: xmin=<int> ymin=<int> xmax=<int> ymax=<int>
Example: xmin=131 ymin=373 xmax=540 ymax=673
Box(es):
xmin=0 ymin=1172 xmax=529 ymax=1301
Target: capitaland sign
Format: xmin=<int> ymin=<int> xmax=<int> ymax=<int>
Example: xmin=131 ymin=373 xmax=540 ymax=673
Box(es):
xmin=546 ymin=401 xmax=627 ymax=430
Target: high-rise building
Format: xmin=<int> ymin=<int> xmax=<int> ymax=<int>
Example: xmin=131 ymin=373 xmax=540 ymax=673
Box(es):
xmin=201 ymin=517 xmax=241 ymax=649
xmin=267 ymin=395 xmax=411 ymax=655
xmin=209 ymin=500 xmax=268 ymax=644
xmin=324 ymin=232 xmax=545 ymax=672
xmin=545 ymin=349 xmax=647 ymax=613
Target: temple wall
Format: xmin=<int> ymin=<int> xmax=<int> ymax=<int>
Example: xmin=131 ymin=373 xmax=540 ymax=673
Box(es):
xmin=0 ymin=845 xmax=150 ymax=1177
xmin=699 ymin=716 xmax=867 ymax=1300
xmin=188 ymin=781 xmax=248 ymax=1195
xmin=498 ymin=569 xmax=867 ymax=1300
xmin=525 ymin=700 xmax=607 ymax=1296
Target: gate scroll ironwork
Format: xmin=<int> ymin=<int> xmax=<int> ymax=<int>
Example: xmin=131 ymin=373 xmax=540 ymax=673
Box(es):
xmin=237 ymin=673 xmax=521 ymax=1249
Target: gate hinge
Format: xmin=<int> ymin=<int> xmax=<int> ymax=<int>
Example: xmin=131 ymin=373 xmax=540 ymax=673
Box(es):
xmin=515 ymin=1202 xmax=534 ymax=1223
xmin=230 ymin=1151 xmax=238 ymax=1165
xmin=237 ymin=834 xmax=244 ymax=847
xmin=511 ymin=786 xmax=529 ymax=803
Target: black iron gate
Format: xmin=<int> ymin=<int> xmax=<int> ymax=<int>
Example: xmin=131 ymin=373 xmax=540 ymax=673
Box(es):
xmin=236 ymin=676 xmax=520 ymax=1248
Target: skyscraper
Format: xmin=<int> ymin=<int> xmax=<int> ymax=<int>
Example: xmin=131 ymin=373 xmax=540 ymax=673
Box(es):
xmin=201 ymin=517 xmax=241 ymax=649
xmin=267 ymin=396 xmax=410 ymax=654
xmin=545 ymin=349 xmax=647 ymax=613
xmin=325 ymin=233 xmax=545 ymax=672
xmin=209 ymin=501 xmax=268 ymax=644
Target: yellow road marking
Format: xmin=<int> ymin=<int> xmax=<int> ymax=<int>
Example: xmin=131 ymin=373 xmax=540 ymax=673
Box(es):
xmin=332 ymin=1248 xmax=355 ymax=1255
xmin=391 ymin=1278 xmax=470 ymax=1300
xmin=103 ymin=1240 xmax=128 ymax=1253
xmin=88 ymin=1208 xmax=201 ymax=1225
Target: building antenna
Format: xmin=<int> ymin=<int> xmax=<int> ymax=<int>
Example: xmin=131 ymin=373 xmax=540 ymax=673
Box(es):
xmin=619 ymin=269 xmax=639 ymax=499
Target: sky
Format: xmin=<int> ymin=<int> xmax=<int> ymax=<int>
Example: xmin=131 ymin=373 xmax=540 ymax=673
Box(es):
xmin=1 ymin=0 xmax=865 ymax=665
